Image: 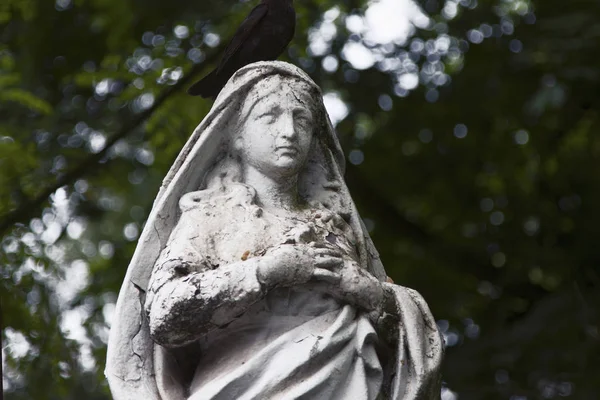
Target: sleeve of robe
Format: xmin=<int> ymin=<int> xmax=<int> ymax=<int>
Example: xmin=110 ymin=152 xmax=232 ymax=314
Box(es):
xmin=145 ymin=191 xmax=266 ymax=348
xmin=383 ymin=284 xmax=444 ymax=400
xmin=367 ymin=239 xmax=444 ymax=400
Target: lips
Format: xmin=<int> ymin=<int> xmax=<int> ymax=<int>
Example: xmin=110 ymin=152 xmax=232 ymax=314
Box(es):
xmin=276 ymin=145 xmax=298 ymax=153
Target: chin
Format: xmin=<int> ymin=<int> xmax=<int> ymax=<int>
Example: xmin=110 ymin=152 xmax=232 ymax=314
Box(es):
xmin=270 ymin=162 xmax=303 ymax=178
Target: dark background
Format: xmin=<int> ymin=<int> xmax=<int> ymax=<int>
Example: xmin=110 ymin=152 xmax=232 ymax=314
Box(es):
xmin=1 ymin=0 xmax=599 ymax=398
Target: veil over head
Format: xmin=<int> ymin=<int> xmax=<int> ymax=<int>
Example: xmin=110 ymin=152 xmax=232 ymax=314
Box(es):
xmin=106 ymin=61 xmax=390 ymax=399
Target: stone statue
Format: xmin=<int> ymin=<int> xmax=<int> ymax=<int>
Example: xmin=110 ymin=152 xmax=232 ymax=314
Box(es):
xmin=106 ymin=61 xmax=443 ymax=400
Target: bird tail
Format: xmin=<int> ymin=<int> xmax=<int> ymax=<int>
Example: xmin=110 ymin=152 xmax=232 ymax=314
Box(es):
xmin=187 ymin=69 xmax=229 ymax=99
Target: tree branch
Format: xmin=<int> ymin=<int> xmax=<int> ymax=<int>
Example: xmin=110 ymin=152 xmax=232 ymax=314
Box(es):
xmin=0 ymin=52 xmax=220 ymax=237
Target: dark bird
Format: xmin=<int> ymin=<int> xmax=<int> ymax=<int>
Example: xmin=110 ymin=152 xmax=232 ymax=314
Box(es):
xmin=188 ymin=0 xmax=296 ymax=99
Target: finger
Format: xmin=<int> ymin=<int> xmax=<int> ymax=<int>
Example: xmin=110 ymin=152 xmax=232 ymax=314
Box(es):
xmin=312 ymin=268 xmax=341 ymax=283
xmin=314 ymin=256 xmax=344 ymax=269
xmin=308 ymin=242 xmax=337 ymax=250
xmin=313 ymin=247 xmax=342 ymax=258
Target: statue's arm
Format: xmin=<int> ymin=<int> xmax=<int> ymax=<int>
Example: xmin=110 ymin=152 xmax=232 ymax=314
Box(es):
xmin=145 ymin=240 xmax=265 ymax=349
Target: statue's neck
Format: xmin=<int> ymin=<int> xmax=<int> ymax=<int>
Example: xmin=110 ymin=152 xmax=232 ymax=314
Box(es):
xmin=244 ymin=166 xmax=301 ymax=211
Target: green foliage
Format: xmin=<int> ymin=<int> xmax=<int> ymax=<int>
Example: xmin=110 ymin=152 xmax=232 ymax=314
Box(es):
xmin=1 ymin=0 xmax=599 ymax=398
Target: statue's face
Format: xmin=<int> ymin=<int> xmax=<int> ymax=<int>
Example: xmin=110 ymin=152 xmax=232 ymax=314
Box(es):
xmin=238 ymin=79 xmax=314 ymax=179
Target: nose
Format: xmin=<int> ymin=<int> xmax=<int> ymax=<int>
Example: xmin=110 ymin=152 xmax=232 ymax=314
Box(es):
xmin=278 ymin=111 xmax=297 ymax=141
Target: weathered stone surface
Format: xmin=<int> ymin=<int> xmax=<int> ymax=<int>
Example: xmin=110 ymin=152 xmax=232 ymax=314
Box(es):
xmin=106 ymin=61 xmax=443 ymax=400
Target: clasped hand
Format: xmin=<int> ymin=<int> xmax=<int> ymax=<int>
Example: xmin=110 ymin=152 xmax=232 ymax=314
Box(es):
xmin=256 ymin=243 xmax=385 ymax=312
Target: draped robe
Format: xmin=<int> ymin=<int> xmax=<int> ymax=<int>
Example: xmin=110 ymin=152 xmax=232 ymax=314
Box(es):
xmin=146 ymin=185 xmax=386 ymax=399
xmin=105 ymin=61 xmax=444 ymax=400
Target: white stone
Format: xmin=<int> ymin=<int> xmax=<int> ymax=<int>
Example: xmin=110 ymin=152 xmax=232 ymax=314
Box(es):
xmin=106 ymin=61 xmax=443 ymax=399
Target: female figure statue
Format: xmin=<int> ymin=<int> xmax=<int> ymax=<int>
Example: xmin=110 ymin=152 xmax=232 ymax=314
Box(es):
xmin=106 ymin=61 xmax=443 ymax=400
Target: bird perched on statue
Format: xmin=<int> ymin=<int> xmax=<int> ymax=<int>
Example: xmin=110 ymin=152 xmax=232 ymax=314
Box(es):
xmin=187 ymin=0 xmax=296 ymax=99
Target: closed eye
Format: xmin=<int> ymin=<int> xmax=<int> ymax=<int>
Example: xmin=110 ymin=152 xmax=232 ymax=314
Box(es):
xmin=294 ymin=109 xmax=312 ymax=125
xmin=295 ymin=116 xmax=311 ymax=128
xmin=258 ymin=112 xmax=276 ymax=123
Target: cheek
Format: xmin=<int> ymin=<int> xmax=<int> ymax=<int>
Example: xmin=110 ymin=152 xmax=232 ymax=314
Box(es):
xmin=243 ymin=122 xmax=275 ymax=152
xmin=247 ymin=138 xmax=271 ymax=157
xmin=261 ymin=125 xmax=277 ymax=142
xmin=253 ymin=141 xmax=281 ymax=167
xmin=299 ymin=131 xmax=314 ymax=156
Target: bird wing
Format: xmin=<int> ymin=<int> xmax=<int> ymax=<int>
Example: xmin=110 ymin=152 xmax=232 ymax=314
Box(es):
xmin=216 ymin=3 xmax=268 ymax=74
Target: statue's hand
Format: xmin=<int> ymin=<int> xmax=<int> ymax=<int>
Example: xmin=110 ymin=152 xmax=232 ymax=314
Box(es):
xmin=256 ymin=244 xmax=343 ymax=290
xmin=312 ymin=253 xmax=385 ymax=313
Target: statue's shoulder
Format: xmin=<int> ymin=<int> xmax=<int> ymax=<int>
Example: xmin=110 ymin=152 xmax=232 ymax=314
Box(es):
xmin=178 ymin=189 xmax=217 ymax=212
xmin=179 ymin=183 xmax=255 ymax=213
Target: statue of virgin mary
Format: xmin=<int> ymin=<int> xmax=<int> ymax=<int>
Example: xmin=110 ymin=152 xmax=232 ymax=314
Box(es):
xmin=105 ymin=61 xmax=443 ymax=400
